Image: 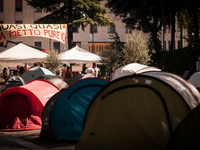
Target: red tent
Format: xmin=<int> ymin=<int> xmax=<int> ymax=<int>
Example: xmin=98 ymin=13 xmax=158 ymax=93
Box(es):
xmin=0 ymin=79 xmax=59 ymax=131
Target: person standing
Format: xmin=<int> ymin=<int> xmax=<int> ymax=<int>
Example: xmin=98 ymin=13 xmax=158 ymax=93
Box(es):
xmin=56 ymin=70 xmax=62 ymax=79
xmin=16 ymin=65 xmax=20 ymax=72
xmin=63 ymin=66 xmax=73 ymax=81
xmin=161 ymin=64 xmax=167 ymax=72
xmin=62 ymin=64 xmax=67 ymax=80
xmin=1 ymin=67 xmax=8 ymax=81
xmin=93 ymin=63 xmax=101 ymax=77
xmin=19 ymin=66 xmax=25 ymax=76
xmin=34 ymin=63 xmax=38 ymax=67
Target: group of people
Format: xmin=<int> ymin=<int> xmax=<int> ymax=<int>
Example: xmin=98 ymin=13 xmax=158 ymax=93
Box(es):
xmin=61 ymin=63 xmax=101 ymax=81
xmin=84 ymin=63 xmax=101 ymax=77
xmin=0 ymin=62 xmax=46 ymax=82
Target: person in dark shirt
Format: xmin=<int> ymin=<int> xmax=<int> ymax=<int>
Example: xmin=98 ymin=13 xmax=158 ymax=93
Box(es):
xmin=161 ymin=64 xmax=167 ymax=72
xmin=64 ymin=66 xmax=73 ymax=81
xmin=1 ymin=67 xmax=8 ymax=81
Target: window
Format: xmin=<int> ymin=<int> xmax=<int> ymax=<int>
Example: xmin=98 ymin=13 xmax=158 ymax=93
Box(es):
xmin=178 ymin=40 xmax=181 ymax=49
xmin=15 ymin=0 xmax=22 ymax=11
xmin=164 ymin=41 xmax=166 ymax=50
xmin=90 ymin=24 xmax=97 ymax=33
xmin=53 ymin=42 xmax=60 ymax=53
xmin=108 ymin=24 xmax=115 ymax=33
xmin=0 ymin=0 xmax=3 ymax=11
xmin=15 ymin=21 xmax=22 ymax=24
xmin=174 ymin=41 xmax=175 ymax=49
xmin=168 ymin=41 xmax=171 ymax=50
xmin=35 ymin=42 xmax=41 ymax=48
xmin=126 ymin=27 xmax=132 ymax=33
xmin=72 ymin=25 xmax=79 ymax=33
xmin=34 ymin=7 xmax=42 ymax=12
xmin=168 ymin=26 xmax=171 ymax=33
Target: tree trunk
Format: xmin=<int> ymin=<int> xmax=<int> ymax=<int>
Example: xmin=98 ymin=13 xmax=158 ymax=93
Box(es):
xmin=150 ymin=16 xmax=162 ymax=53
xmin=67 ymin=25 xmax=73 ymax=50
xmin=171 ymin=11 xmax=175 ymax=50
xmin=67 ymin=0 xmax=73 ymax=50
xmin=193 ymin=7 xmax=199 ymax=47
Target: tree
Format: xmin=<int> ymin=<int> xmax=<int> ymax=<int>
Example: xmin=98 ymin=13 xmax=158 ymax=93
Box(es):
xmin=100 ymin=32 xmax=124 ymax=71
xmin=106 ymin=0 xmax=163 ymax=53
xmin=25 ymin=0 xmax=115 ymax=49
xmin=178 ymin=1 xmax=200 ymax=47
xmin=46 ymin=49 xmax=62 ymax=72
xmin=121 ymin=31 xmax=151 ymax=65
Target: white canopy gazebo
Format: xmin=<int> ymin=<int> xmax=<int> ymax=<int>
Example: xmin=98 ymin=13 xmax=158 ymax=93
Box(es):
xmin=0 ymin=43 xmax=48 ymax=63
xmin=60 ymin=45 xmax=101 ymax=64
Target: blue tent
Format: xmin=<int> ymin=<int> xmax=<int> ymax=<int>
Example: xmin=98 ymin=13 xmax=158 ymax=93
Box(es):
xmin=40 ymin=78 xmax=109 ymax=140
xmin=21 ymin=67 xmax=54 ymax=83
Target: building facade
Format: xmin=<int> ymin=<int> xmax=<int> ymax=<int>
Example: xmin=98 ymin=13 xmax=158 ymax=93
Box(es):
xmin=0 ymin=0 xmax=187 ymax=54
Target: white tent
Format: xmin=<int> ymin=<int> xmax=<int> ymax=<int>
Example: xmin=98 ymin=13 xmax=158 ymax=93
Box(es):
xmin=60 ymin=45 xmax=101 ymax=64
xmin=188 ymin=72 xmax=200 ymax=88
xmin=0 ymin=43 xmax=48 ymax=63
xmin=111 ymin=63 xmax=161 ymax=81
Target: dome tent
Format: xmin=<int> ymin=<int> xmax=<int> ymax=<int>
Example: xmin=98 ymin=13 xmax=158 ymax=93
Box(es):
xmin=39 ymin=89 xmax=65 ymax=138
xmin=165 ymin=104 xmax=200 ymax=150
xmin=1 ymin=76 xmax=26 ymax=94
xmin=35 ymin=75 xmax=69 ymax=90
xmin=21 ymin=67 xmax=54 ymax=83
xmin=66 ymin=73 xmax=95 ymax=86
xmin=111 ymin=63 xmax=160 ymax=81
xmin=76 ymin=71 xmax=200 ymax=150
xmin=40 ymin=78 xmax=110 ymax=140
xmin=0 ymin=79 xmax=59 ymax=131
xmin=188 ymin=71 xmax=200 ymax=88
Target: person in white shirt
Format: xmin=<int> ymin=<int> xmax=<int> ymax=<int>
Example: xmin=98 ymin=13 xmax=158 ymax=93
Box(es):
xmin=93 ymin=63 xmax=100 ymax=77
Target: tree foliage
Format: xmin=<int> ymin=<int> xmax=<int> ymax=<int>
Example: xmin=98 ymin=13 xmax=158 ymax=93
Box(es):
xmin=121 ymin=31 xmax=151 ymax=65
xmin=106 ymin=0 xmax=162 ymax=53
xmin=46 ymin=50 xmax=62 ymax=72
xmin=25 ymin=0 xmax=115 ymax=49
xmin=100 ymin=32 xmax=123 ymax=70
xmin=106 ymin=0 xmax=200 ymax=52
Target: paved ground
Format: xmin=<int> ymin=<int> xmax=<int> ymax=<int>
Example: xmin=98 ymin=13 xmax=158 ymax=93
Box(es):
xmin=0 ymin=129 xmax=77 ymax=150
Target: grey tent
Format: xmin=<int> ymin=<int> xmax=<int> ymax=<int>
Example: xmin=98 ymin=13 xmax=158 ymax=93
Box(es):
xmin=66 ymin=73 xmax=95 ymax=86
xmin=1 ymin=76 xmax=26 ymax=94
xmin=76 ymin=71 xmax=200 ymax=150
xmin=35 ymin=75 xmax=69 ymax=90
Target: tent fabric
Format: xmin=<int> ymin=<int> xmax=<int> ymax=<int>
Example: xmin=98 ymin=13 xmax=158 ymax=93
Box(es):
xmin=0 ymin=43 xmax=48 ymax=63
xmin=1 ymin=76 xmax=26 ymax=94
xmin=75 ymin=72 xmax=200 ymax=150
xmin=66 ymin=73 xmax=95 ymax=86
xmin=60 ymin=45 xmax=101 ymax=63
xmin=40 ymin=89 xmax=65 ymax=138
xmin=21 ymin=67 xmax=54 ymax=83
xmin=0 ymin=79 xmax=59 ymax=131
xmin=165 ymin=104 xmax=200 ymax=150
xmin=35 ymin=75 xmax=69 ymax=90
xmin=40 ymin=78 xmax=110 ymax=140
xmin=188 ymin=71 xmax=200 ymax=88
xmin=111 ymin=63 xmax=160 ymax=81
xmin=141 ymin=71 xmax=200 ymax=109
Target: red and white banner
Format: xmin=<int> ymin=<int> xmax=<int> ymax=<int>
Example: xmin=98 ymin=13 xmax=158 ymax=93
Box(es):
xmin=0 ymin=24 xmax=67 ymax=43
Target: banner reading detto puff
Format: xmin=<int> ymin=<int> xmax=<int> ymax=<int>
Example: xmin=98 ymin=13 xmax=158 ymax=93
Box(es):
xmin=0 ymin=24 xmax=67 ymax=43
